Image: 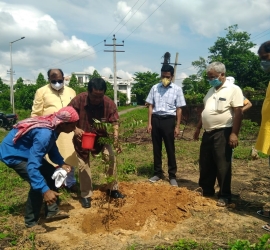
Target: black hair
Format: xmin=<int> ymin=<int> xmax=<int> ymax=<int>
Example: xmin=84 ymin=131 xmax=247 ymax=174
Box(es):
xmin=47 ymin=69 xmax=64 ymax=78
xmin=161 ymin=64 xmax=174 ymax=76
xmin=87 ymin=78 xmax=107 ymax=93
xmin=258 ymin=41 xmax=270 ymax=54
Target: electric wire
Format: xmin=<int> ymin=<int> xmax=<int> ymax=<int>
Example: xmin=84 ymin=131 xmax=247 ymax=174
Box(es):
xmin=124 ymin=0 xmax=167 ymax=41
xmin=105 ymin=0 xmax=141 ymax=39
xmin=114 ymin=0 xmax=148 ymax=35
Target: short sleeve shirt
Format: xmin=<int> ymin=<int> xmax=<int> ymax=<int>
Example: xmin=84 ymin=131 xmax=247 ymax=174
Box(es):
xmin=202 ymin=80 xmax=244 ymax=131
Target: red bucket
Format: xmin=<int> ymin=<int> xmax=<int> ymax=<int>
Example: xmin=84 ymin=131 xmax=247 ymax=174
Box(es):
xmin=81 ymin=132 xmax=96 ymax=149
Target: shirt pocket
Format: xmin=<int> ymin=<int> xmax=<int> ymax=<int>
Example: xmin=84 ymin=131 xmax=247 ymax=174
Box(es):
xmin=217 ymin=97 xmax=227 ymax=112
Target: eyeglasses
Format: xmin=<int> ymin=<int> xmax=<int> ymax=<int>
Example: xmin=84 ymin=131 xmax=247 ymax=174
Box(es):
xmin=51 ymin=80 xmax=64 ymax=84
xmin=207 ymin=74 xmax=221 ymax=81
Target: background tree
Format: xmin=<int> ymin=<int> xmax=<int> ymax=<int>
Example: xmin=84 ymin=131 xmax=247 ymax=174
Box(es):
xmin=131 ymin=71 xmax=160 ymax=105
xmin=14 ymin=78 xmax=37 ymax=110
xmin=208 ymin=24 xmax=268 ymax=90
xmin=68 ymin=74 xmax=86 ymax=94
xmin=36 ymin=73 xmax=47 ymax=88
xmin=0 ymin=77 xmax=11 ymax=111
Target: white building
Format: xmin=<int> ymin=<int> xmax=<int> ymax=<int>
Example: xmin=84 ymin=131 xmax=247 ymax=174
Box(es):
xmin=72 ymin=72 xmax=135 ymax=104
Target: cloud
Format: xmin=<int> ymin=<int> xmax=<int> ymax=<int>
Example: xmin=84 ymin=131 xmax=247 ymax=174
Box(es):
xmin=83 ymin=66 xmax=96 ymax=74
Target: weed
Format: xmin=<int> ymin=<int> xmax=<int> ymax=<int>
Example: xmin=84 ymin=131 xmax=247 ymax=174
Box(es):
xmin=239 ymin=120 xmax=259 ymax=140
xmin=228 ymin=234 xmax=270 ymax=249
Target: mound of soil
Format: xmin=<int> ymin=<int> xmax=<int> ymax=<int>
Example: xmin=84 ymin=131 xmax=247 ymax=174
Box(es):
xmin=82 ymin=182 xmax=215 ymax=234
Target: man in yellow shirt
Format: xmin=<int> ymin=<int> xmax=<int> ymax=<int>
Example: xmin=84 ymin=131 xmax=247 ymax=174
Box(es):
xmin=31 ymin=69 xmax=78 ymax=191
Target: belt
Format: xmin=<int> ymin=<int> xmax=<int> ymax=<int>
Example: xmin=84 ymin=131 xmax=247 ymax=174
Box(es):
xmin=204 ymin=127 xmax=232 ymax=133
xmin=152 ymin=114 xmax=175 ymax=119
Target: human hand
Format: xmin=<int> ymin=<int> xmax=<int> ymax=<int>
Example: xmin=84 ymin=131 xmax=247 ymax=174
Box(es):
xmin=229 ymin=133 xmax=238 ymax=148
xmin=113 ymin=140 xmax=122 ymax=154
xmin=74 ymin=127 xmax=84 ymax=142
xmin=174 ymin=127 xmax=180 ymax=137
xmin=43 ymin=190 xmax=61 ymax=205
xmin=193 ymin=128 xmax=201 ymax=141
xmin=147 ymin=124 xmax=152 ymax=133
xmin=61 ymin=164 xmax=72 ymax=173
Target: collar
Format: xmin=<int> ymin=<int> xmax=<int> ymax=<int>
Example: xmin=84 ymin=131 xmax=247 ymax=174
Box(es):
xmin=159 ymin=82 xmax=173 ymax=88
xmin=213 ymin=79 xmax=230 ymax=92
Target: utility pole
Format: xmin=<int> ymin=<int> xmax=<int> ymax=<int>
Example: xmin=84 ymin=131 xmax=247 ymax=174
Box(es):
xmin=172 ymin=52 xmax=179 ymax=82
xmin=161 ymin=52 xmax=181 ymax=83
xmin=104 ymin=35 xmax=125 ymax=106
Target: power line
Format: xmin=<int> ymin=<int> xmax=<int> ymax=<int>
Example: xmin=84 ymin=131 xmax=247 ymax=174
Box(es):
xmin=114 ymin=0 xmax=148 ymax=35
xmin=44 ymin=40 xmax=104 ymax=69
xmin=250 ymin=28 xmax=270 ymax=40
xmin=123 ymin=0 xmax=167 ymax=41
xmin=105 ymin=0 xmax=141 ymax=39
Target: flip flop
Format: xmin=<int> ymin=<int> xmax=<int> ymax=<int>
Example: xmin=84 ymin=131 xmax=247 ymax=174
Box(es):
xmin=262 ymin=224 xmax=270 ymax=232
xmin=257 ymin=210 xmax=270 ymax=218
xmin=45 ymin=211 xmax=69 ymax=222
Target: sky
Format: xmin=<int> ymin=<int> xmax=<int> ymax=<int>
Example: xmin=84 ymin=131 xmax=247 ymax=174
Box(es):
xmin=0 ymin=0 xmax=270 ymax=86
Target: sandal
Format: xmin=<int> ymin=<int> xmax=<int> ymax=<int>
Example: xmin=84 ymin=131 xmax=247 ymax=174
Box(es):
xmin=216 ymin=198 xmax=228 ymax=207
xmin=262 ymin=223 xmax=270 ymax=232
xmin=257 ymin=210 xmax=270 ymax=218
xmin=45 ymin=211 xmax=69 ymax=222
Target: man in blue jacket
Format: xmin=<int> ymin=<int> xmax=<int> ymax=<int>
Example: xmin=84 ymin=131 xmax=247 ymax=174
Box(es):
xmin=0 ymin=106 xmax=79 ymax=233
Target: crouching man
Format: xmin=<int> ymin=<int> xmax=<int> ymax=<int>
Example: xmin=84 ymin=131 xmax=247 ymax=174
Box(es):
xmin=0 ymin=107 xmax=79 ymax=233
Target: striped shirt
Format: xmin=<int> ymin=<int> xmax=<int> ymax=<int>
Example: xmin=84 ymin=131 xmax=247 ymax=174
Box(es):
xmin=146 ymin=82 xmax=186 ymax=116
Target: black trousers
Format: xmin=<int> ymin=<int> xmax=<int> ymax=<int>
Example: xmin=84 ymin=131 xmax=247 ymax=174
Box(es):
xmin=151 ymin=115 xmax=177 ymax=179
xmin=199 ymin=127 xmax=232 ymax=200
xmin=8 ymin=159 xmax=59 ymax=227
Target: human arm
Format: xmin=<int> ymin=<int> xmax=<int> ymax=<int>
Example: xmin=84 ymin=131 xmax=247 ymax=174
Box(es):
xmin=31 ymin=88 xmax=44 ymax=117
xmin=193 ymin=117 xmax=202 ymax=140
xmin=229 ymin=107 xmax=242 ymax=148
xmin=147 ymin=104 xmax=153 ymax=133
xmin=174 ymin=107 xmax=182 ymax=137
xmin=242 ymin=98 xmax=252 ymax=112
xmin=113 ymin=124 xmax=122 ymax=154
xmin=27 ymin=129 xmax=67 ymax=194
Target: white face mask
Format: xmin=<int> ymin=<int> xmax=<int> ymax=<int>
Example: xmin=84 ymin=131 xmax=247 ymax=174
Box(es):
xmin=51 ymin=82 xmax=64 ymax=91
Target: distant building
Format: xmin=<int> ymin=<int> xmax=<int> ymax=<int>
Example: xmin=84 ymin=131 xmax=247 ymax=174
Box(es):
xmin=72 ymin=72 xmax=135 ymax=104
xmin=1 ymin=78 xmax=35 ymax=85
xmin=71 ymin=72 xmax=90 ymax=84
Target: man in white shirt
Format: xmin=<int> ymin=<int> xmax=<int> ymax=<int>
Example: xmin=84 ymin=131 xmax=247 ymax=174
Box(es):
xmin=146 ymin=64 xmax=186 ymax=186
xmin=194 ymin=62 xmax=243 ymax=207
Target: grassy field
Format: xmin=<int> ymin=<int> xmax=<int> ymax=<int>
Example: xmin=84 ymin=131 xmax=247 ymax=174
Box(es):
xmin=0 ymin=108 xmax=269 ymax=249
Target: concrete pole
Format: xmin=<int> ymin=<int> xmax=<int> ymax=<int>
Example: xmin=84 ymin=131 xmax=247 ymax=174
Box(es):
xmin=172 ymin=52 xmax=179 ymax=83
xmin=113 ymin=35 xmax=117 ymax=106
xmin=10 ymin=42 xmax=13 ymax=107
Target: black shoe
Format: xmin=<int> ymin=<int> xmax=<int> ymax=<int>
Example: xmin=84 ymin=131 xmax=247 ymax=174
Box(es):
xmin=81 ymin=197 xmax=91 ymax=208
xmin=106 ymin=189 xmax=125 ymax=199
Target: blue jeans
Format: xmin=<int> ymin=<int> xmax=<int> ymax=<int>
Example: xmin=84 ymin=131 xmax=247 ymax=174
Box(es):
xmin=8 ymin=159 xmax=59 ymax=227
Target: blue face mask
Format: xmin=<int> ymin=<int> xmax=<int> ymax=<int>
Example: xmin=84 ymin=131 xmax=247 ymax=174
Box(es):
xmin=261 ymin=61 xmax=270 ymax=73
xmin=208 ymin=78 xmax=222 ymax=87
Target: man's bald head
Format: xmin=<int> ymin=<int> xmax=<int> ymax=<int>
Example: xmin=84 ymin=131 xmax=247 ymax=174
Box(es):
xmin=47 ymin=69 xmax=64 ymax=78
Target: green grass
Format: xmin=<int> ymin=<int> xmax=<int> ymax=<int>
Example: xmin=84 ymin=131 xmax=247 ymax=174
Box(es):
xmin=118 ymin=105 xmax=140 ymax=112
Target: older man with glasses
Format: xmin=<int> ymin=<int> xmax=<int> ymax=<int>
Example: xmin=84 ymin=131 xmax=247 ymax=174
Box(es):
xmin=31 ymin=69 xmax=78 ymax=192
xmin=193 ymin=62 xmax=244 ymax=207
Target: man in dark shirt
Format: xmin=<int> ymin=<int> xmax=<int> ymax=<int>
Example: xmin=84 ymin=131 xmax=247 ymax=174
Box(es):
xmin=69 ymin=78 xmax=124 ymax=208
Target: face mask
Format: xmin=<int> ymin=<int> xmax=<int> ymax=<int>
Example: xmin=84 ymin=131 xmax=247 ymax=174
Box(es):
xmin=208 ymin=78 xmax=222 ymax=88
xmin=261 ymin=61 xmax=270 ymax=73
xmin=161 ymin=78 xmax=171 ymax=87
xmin=51 ymin=82 xmax=64 ymax=91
